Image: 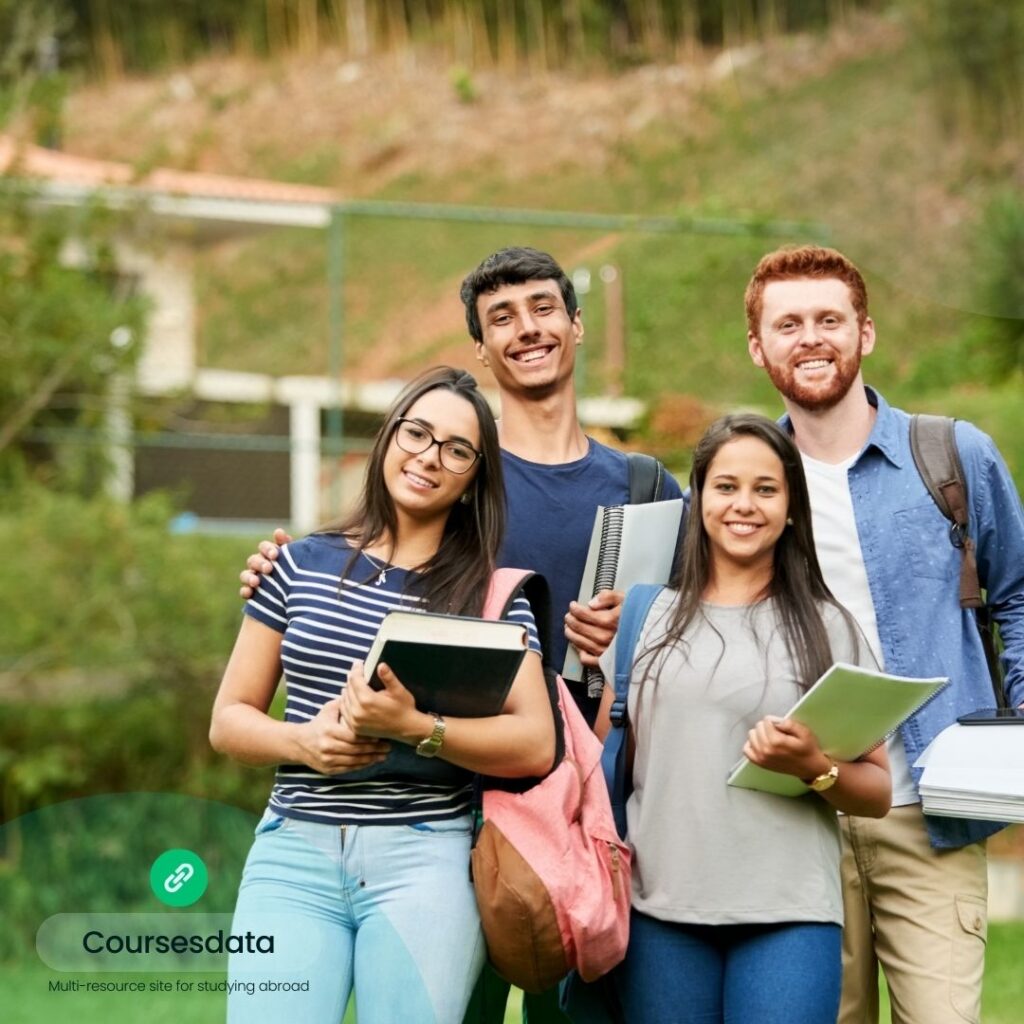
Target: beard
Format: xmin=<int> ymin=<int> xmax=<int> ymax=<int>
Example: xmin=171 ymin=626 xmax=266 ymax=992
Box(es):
xmin=762 ymin=343 xmax=863 ymax=412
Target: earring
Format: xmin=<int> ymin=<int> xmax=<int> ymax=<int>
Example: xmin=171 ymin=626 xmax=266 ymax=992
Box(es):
xmin=460 ymin=491 xmax=473 ymax=505
xmin=786 ymin=517 xmax=794 ymax=526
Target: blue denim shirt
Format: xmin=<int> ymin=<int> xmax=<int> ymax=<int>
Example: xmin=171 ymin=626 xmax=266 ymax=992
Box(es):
xmin=784 ymin=388 xmax=1024 ymax=848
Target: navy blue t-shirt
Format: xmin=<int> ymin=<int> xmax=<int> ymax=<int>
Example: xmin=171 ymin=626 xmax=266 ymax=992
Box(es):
xmin=498 ymin=439 xmax=683 ymax=674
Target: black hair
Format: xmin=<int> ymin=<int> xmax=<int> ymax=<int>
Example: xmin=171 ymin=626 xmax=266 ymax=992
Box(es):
xmin=459 ymin=246 xmax=579 ymax=343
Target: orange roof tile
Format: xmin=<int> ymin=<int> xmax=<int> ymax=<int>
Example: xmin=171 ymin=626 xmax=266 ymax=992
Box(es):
xmin=0 ymin=134 xmax=339 ymax=205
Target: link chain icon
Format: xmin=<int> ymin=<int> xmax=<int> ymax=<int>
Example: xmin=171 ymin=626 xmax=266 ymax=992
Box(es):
xmin=150 ymin=849 xmax=208 ymax=907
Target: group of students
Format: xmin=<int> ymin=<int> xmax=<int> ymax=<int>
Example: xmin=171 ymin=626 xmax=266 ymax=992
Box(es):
xmin=212 ymin=244 xmax=1024 ymax=1024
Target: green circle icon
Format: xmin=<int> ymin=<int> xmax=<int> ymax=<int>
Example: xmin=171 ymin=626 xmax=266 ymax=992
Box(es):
xmin=150 ymin=849 xmax=208 ymax=907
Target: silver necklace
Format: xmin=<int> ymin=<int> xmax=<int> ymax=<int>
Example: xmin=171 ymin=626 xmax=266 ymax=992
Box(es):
xmin=361 ymin=551 xmax=392 ymax=586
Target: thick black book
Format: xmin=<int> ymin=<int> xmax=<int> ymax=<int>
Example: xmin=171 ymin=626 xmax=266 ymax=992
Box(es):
xmin=365 ymin=611 xmax=529 ymax=718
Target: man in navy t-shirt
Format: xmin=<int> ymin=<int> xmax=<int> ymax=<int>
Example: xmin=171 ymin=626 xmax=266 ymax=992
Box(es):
xmin=458 ymin=246 xmax=683 ymax=722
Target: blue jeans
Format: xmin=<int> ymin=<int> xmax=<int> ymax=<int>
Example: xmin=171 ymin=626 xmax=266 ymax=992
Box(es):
xmin=615 ymin=909 xmax=842 ymax=1024
xmin=228 ymin=810 xmax=485 ymax=1024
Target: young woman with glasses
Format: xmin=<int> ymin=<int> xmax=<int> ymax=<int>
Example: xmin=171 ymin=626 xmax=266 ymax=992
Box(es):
xmin=210 ymin=366 xmax=555 ymax=1024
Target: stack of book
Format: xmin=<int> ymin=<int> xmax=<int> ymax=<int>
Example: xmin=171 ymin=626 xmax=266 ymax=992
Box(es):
xmin=915 ymin=723 xmax=1024 ymax=822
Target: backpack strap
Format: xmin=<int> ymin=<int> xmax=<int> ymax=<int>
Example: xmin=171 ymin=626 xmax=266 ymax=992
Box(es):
xmin=483 ymin=567 xmax=536 ymax=621
xmin=483 ymin=568 xmax=555 ymax=662
xmin=626 ymin=451 xmax=666 ymax=503
xmin=909 ymin=414 xmax=982 ymax=609
xmin=601 ymin=583 xmax=664 ymax=839
xmin=480 ymin=567 xmax=565 ymax=777
xmin=909 ymin=414 xmax=1007 ymax=709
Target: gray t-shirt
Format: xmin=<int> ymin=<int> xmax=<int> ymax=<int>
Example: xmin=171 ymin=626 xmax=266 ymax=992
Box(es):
xmin=600 ymin=592 xmax=863 ymax=926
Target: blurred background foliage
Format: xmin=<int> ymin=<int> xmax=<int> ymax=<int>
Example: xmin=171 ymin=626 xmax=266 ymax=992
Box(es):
xmin=0 ymin=484 xmax=272 ymax=826
xmin=0 ymin=192 xmax=145 ymax=492
xmin=34 ymin=1 xmax=890 ymax=73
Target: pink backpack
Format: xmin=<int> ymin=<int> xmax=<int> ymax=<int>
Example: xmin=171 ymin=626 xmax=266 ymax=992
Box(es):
xmin=471 ymin=568 xmax=632 ymax=993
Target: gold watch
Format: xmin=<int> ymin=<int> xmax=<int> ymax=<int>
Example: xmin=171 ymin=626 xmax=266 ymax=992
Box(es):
xmin=806 ymin=758 xmax=839 ymax=792
xmin=415 ymin=713 xmax=446 ymax=758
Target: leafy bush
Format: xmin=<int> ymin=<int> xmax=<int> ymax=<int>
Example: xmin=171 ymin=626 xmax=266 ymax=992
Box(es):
xmin=0 ymin=484 xmax=271 ymax=823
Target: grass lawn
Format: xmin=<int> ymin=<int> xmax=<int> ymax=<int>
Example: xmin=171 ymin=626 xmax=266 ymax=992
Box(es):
xmin=7 ymin=924 xmax=1023 ymax=1022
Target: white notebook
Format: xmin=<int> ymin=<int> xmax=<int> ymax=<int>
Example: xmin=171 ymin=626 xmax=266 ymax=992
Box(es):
xmin=562 ymin=497 xmax=684 ymax=682
xmin=916 ymin=723 xmax=1024 ymax=822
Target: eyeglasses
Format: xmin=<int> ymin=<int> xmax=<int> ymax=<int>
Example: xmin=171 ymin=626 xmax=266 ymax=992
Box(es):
xmin=393 ymin=418 xmax=483 ymax=474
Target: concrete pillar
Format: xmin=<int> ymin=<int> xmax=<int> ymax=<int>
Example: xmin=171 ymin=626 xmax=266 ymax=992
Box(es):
xmin=116 ymin=240 xmax=196 ymax=393
xmin=290 ymin=399 xmax=321 ymax=533
xmin=105 ymin=370 xmax=134 ymax=503
xmin=601 ymin=264 xmax=625 ymax=397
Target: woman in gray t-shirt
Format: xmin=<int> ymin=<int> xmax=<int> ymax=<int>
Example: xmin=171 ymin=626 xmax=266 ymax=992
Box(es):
xmin=598 ymin=414 xmax=891 ymax=1024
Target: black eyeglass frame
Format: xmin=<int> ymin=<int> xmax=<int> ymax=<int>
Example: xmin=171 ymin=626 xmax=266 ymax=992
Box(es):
xmin=392 ymin=418 xmax=484 ymax=475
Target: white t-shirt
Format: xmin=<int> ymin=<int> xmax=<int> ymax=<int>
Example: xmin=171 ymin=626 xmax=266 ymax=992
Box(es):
xmin=801 ymin=452 xmax=918 ymax=806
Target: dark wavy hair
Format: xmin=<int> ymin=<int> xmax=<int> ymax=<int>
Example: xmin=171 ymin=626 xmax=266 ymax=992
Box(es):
xmin=320 ymin=366 xmax=505 ymax=617
xmin=459 ymin=246 xmax=579 ymax=343
xmin=641 ymin=412 xmax=861 ymax=692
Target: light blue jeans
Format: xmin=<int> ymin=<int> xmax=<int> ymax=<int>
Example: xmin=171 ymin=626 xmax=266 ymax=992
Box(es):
xmin=228 ymin=810 xmax=485 ymax=1024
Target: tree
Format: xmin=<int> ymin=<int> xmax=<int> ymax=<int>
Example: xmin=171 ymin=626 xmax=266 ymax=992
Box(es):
xmin=0 ymin=189 xmax=145 ymax=490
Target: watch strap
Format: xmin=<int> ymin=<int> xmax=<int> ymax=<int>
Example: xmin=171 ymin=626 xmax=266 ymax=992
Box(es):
xmin=806 ymin=758 xmax=839 ymax=792
xmin=415 ymin=713 xmax=446 ymax=758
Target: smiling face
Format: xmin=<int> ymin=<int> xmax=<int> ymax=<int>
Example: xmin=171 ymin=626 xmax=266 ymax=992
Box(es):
xmin=701 ymin=435 xmax=789 ymax=576
xmin=748 ymin=276 xmax=875 ymax=412
xmin=383 ymin=388 xmax=482 ymax=525
xmin=473 ymin=278 xmax=583 ymax=398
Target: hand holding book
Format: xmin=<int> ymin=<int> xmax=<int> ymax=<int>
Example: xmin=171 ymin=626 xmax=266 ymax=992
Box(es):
xmin=563 ymin=498 xmax=684 ymax=686
xmin=742 ymin=715 xmax=833 ymax=782
xmin=564 ymin=589 xmax=625 ymax=668
xmin=299 ymin=693 xmax=391 ymax=773
xmin=341 ymin=660 xmax=421 ymax=742
xmin=728 ymin=663 xmax=948 ymax=797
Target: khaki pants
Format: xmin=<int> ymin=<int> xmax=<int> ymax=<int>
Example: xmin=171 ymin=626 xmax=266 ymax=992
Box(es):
xmin=839 ymin=805 xmax=988 ymax=1024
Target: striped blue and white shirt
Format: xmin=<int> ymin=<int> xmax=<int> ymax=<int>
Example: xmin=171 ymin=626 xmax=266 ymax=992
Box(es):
xmin=245 ymin=533 xmax=540 ymax=826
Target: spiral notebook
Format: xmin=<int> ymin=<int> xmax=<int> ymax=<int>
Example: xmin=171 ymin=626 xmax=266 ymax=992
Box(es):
xmin=562 ymin=498 xmax=684 ymax=684
xmin=727 ymin=662 xmax=949 ymax=796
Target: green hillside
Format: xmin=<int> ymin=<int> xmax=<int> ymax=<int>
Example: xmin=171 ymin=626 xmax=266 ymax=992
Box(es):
xmin=8 ymin=5 xmax=1023 ymax=469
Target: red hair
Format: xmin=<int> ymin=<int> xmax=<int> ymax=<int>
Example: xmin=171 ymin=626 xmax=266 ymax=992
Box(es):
xmin=745 ymin=245 xmax=869 ymax=336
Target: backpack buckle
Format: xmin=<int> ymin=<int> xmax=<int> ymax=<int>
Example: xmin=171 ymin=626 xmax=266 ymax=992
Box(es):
xmin=609 ymin=697 xmax=626 ymax=728
xmin=949 ymin=521 xmax=967 ymax=549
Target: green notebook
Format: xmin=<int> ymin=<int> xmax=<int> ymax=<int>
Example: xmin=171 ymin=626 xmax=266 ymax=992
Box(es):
xmin=726 ymin=662 xmax=948 ymax=797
